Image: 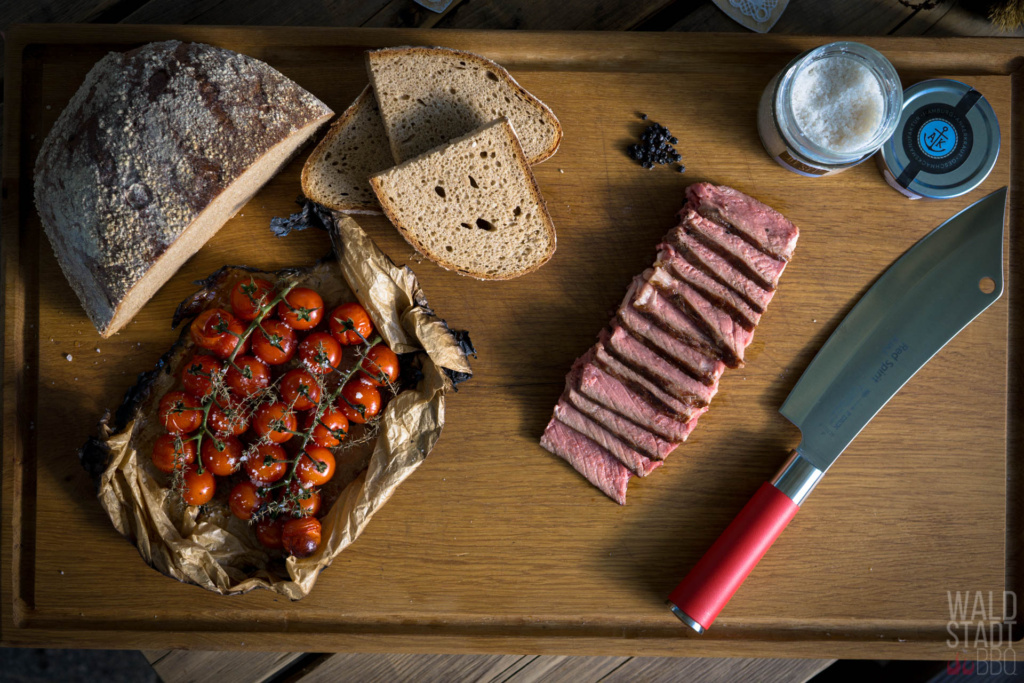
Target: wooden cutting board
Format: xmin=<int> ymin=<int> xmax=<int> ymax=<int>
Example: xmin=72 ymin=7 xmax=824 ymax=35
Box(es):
xmin=3 ymin=26 xmax=1021 ymax=659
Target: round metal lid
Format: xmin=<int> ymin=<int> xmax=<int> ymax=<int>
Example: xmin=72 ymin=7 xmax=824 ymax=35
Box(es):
xmin=878 ymin=79 xmax=1000 ymax=199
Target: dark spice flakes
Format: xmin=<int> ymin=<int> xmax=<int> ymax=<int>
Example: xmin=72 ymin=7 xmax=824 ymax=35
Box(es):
xmin=627 ymin=117 xmax=684 ymax=171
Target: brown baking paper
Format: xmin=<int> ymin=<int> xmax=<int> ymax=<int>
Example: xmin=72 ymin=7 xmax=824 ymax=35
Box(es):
xmin=82 ymin=212 xmax=473 ymax=598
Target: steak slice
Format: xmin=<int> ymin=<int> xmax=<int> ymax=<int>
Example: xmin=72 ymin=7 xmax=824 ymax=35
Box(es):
xmin=594 ymin=337 xmax=703 ymax=421
xmin=647 ymin=267 xmax=753 ymax=367
xmin=541 ymin=417 xmax=632 ymax=505
xmin=656 ymin=243 xmax=760 ymax=329
xmin=633 ymin=275 xmax=723 ymax=360
xmin=606 ymin=323 xmax=717 ymax=406
xmin=686 ymin=183 xmax=799 ymax=262
xmin=553 ymin=400 xmax=661 ymax=476
xmin=666 ymin=227 xmax=775 ymax=314
xmin=565 ymin=385 xmax=677 ymax=460
xmin=680 ymin=209 xmax=787 ymax=290
xmin=618 ymin=280 xmax=726 ymax=387
xmin=579 ymin=360 xmax=705 ymax=442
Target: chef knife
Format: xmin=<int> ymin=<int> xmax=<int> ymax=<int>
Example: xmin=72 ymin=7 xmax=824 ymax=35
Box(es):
xmin=667 ymin=186 xmax=1008 ymax=634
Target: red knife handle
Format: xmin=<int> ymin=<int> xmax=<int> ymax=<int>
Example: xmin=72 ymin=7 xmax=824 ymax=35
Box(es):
xmin=667 ymin=481 xmax=800 ymax=632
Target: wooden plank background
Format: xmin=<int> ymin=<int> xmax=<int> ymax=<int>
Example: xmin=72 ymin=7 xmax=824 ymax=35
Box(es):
xmin=3 ymin=2 xmax=1023 ymax=682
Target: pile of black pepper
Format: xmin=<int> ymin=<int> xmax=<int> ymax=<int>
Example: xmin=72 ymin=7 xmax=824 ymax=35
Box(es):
xmin=627 ymin=113 xmax=685 ymax=172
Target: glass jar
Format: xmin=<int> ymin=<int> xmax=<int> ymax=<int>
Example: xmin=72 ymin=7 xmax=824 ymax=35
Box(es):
xmin=757 ymin=42 xmax=903 ymax=177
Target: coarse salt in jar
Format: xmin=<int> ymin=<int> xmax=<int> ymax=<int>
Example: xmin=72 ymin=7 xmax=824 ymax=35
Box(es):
xmin=758 ymin=42 xmax=903 ymax=177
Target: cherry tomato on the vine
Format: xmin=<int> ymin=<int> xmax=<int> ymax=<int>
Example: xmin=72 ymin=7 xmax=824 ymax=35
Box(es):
xmin=296 ymin=447 xmax=336 ymax=488
xmin=304 ymin=408 xmax=349 ymax=448
xmin=201 ymin=435 xmax=243 ymax=476
xmin=298 ymin=332 xmax=342 ymax=374
xmin=229 ymin=480 xmax=268 ymax=521
xmin=151 ymin=434 xmax=196 ymax=474
xmin=286 ymin=483 xmax=321 ymax=517
xmin=181 ymin=465 xmax=216 ymax=506
xmin=277 ymin=287 xmax=324 ymax=331
xmin=279 ymin=369 xmax=322 ymax=411
xmin=230 ymin=277 xmax=275 ymax=322
xmin=208 ymin=398 xmax=249 ymax=437
xmin=181 ymin=354 xmax=223 ymax=398
xmin=253 ymin=402 xmax=297 ymax=443
xmin=191 ymin=308 xmax=248 ymax=359
xmin=282 ymin=517 xmax=321 ymax=558
xmin=251 ymin=319 xmax=297 ymax=366
xmin=359 ymin=344 xmax=400 ymax=387
xmin=255 ymin=518 xmax=284 ymax=550
xmin=338 ymin=381 xmax=381 ymax=424
xmin=245 ymin=444 xmax=289 ymax=485
xmin=225 ymin=356 xmax=270 ymax=398
xmin=329 ymin=302 xmax=374 ymax=346
xmin=158 ymin=391 xmax=203 ymax=434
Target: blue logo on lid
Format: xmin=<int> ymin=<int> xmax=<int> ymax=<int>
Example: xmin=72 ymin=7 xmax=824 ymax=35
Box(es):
xmin=918 ymin=119 xmax=957 ymax=158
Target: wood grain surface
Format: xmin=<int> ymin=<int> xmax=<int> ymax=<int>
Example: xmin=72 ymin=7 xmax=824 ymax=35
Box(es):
xmin=1 ymin=24 xmax=1019 ymax=664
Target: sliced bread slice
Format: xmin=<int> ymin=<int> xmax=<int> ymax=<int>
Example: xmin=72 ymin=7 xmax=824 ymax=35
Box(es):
xmin=369 ymin=118 xmax=556 ymax=280
xmin=301 ymin=86 xmax=393 ymax=214
xmin=366 ymin=46 xmax=562 ymax=165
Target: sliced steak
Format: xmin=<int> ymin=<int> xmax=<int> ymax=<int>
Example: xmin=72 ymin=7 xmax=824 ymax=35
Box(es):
xmin=579 ymin=361 xmax=705 ymax=442
xmin=633 ymin=276 xmax=723 ymax=360
xmin=647 ymin=267 xmax=753 ymax=366
xmin=553 ymin=400 xmax=662 ymax=476
xmin=656 ymin=243 xmax=760 ymax=329
xmin=540 ymin=417 xmax=632 ymax=505
xmin=565 ymin=386 xmax=677 ymax=460
xmin=666 ymin=227 xmax=775 ymax=314
xmin=594 ymin=336 xmax=703 ymax=421
xmin=606 ymin=323 xmax=717 ymax=406
xmin=686 ymin=183 xmax=799 ymax=262
xmin=680 ymin=209 xmax=787 ymax=290
xmin=618 ymin=280 xmax=726 ymax=387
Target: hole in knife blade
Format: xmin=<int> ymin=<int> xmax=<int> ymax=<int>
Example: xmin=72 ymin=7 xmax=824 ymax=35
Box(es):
xmin=979 ymin=277 xmax=996 ymax=294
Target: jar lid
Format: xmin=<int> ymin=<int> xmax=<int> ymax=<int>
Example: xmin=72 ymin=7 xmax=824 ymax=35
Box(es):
xmin=878 ymin=79 xmax=999 ymax=199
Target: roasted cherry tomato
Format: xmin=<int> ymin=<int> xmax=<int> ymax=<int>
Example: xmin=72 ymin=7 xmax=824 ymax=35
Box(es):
xmin=251 ymin=319 xmax=297 ymax=366
xmin=208 ymin=398 xmax=249 ymax=437
xmin=304 ymin=408 xmax=349 ymax=448
xmin=230 ymin=277 xmax=275 ymax=322
xmin=296 ymin=447 xmax=336 ymax=488
xmin=279 ymin=369 xmax=322 ymax=411
xmin=255 ymin=518 xmax=284 ymax=550
xmin=339 ymin=381 xmax=381 ymax=424
xmin=151 ymin=434 xmax=196 ymax=474
xmin=282 ymin=517 xmax=321 ymax=558
xmin=329 ymin=302 xmax=374 ymax=346
xmin=253 ymin=402 xmax=297 ymax=443
xmin=201 ymin=435 xmax=243 ymax=476
xmin=181 ymin=354 xmax=223 ymax=398
xmin=298 ymin=332 xmax=342 ymax=374
xmin=359 ymin=344 xmax=400 ymax=387
xmin=158 ymin=391 xmax=203 ymax=434
xmin=286 ymin=484 xmax=321 ymax=517
xmin=181 ymin=465 xmax=216 ymax=506
xmin=229 ymin=480 xmax=268 ymax=521
xmin=245 ymin=444 xmax=289 ymax=485
xmin=226 ymin=355 xmax=270 ymax=397
xmin=191 ymin=308 xmax=248 ymax=359
xmin=277 ymin=287 xmax=324 ymax=331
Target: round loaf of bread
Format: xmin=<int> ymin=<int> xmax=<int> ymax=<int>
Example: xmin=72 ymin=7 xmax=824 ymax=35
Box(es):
xmin=34 ymin=41 xmax=334 ymax=337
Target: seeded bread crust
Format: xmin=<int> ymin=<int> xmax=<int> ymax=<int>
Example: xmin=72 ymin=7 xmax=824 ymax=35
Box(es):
xmin=300 ymin=86 xmax=392 ymax=214
xmin=366 ymin=45 xmax=562 ymax=165
xmin=369 ymin=118 xmax=556 ymax=280
xmin=34 ymin=40 xmax=333 ymax=337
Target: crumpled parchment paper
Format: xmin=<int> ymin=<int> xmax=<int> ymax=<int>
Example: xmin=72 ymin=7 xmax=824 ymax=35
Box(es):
xmin=80 ymin=213 xmax=473 ymax=599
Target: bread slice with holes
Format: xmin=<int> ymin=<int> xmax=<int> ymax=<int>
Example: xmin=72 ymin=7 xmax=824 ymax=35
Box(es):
xmin=366 ymin=46 xmax=562 ymax=165
xmin=301 ymin=86 xmax=393 ymax=214
xmin=369 ymin=118 xmax=556 ymax=280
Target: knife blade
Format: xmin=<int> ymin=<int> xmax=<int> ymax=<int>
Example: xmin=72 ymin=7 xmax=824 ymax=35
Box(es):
xmin=667 ymin=186 xmax=1007 ymax=634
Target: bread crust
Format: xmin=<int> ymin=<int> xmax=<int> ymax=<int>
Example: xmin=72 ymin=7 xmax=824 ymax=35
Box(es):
xmin=365 ymin=45 xmax=563 ymax=165
xmin=369 ymin=118 xmax=556 ymax=280
xmin=34 ymin=40 xmax=333 ymax=336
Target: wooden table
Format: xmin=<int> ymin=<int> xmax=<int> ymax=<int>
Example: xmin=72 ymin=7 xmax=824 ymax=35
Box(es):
xmin=2 ymin=1 xmax=1021 ymax=682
